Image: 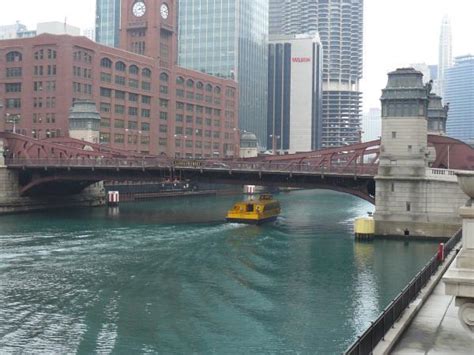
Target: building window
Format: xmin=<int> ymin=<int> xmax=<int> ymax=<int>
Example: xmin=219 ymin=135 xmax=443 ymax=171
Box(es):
xmin=176 ymin=89 xmax=184 ymax=97
xmin=6 ymin=51 xmax=22 ymax=62
xmin=100 ymin=133 xmax=110 ymax=143
xmin=159 ymin=138 xmax=167 ymax=146
xmin=160 ymin=99 xmax=169 ymax=108
xmin=214 ymin=86 xmax=221 ymax=94
xmin=391 ymin=183 xmax=395 ymax=192
xmin=141 ymin=81 xmax=151 ymax=91
xmin=406 ymin=202 xmax=411 ymax=212
xmin=100 ymin=57 xmax=112 ymax=68
xmin=101 ymin=72 xmax=112 ymax=82
xmin=100 ymin=118 xmax=110 ymax=128
xmin=142 ymin=68 xmax=151 ymax=78
xmin=141 ymin=122 xmax=150 ymax=131
xmin=129 ymin=93 xmax=138 ymax=102
xmin=115 ymin=61 xmax=126 ymax=72
xmin=6 ymin=98 xmax=21 ymax=109
xmin=176 ymin=114 xmax=183 ymax=122
xmin=5 ymin=83 xmax=22 ymax=93
xmin=160 ymin=85 xmax=169 ymax=94
xmin=6 ymin=67 xmax=22 ymax=77
xmin=114 ymin=134 xmax=124 ymax=143
xmin=128 ymin=121 xmax=138 ymax=129
xmin=114 ymin=119 xmax=125 ymax=128
xmin=115 ymin=90 xmax=126 ymax=100
xmin=142 ymin=95 xmax=151 ymax=105
xmin=205 ymin=84 xmax=212 ymax=92
xmin=159 ymin=124 xmax=167 ymax=133
xmin=129 ymin=65 xmax=139 ymax=75
xmin=186 ymin=79 xmax=194 ymax=88
xmin=141 ymin=109 xmax=150 ymax=118
xmin=128 ymin=107 xmax=138 ymax=116
xmin=176 ymin=76 xmax=184 ymax=85
xmin=160 ymin=112 xmax=168 ymax=120
xmin=115 ymin=75 xmax=126 ymax=85
xmin=100 ymin=103 xmax=111 ymax=113
xmin=196 ymin=81 xmax=203 ymax=90
xmin=47 ymin=49 xmax=57 ymax=59
xmin=141 ymin=135 xmax=150 ymax=145
xmin=115 ymin=105 xmax=125 ymax=114
xmin=160 ymin=72 xmax=169 ymax=82
xmin=129 ymin=79 xmax=139 ymax=88
xmin=100 ymin=87 xmax=112 ymax=97
xmin=392 ymin=131 xmax=397 ymax=139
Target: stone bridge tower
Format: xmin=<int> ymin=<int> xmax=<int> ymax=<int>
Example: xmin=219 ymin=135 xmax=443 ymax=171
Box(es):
xmin=374 ymin=68 xmax=467 ymax=238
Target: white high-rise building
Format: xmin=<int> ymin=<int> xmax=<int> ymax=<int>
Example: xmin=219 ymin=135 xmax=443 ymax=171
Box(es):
xmin=269 ymin=0 xmax=364 ymax=148
xmin=0 ymin=22 xmax=28 ymax=40
xmin=437 ymin=15 xmax=453 ymax=101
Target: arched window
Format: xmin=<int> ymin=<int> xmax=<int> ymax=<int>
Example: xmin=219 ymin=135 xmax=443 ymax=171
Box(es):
xmin=115 ymin=61 xmax=126 ymax=72
xmin=129 ymin=65 xmax=139 ymax=75
xmin=100 ymin=57 xmax=112 ymax=68
xmin=214 ymin=86 xmax=221 ymax=94
xmin=6 ymin=51 xmax=22 ymax=62
xmin=142 ymin=68 xmax=152 ymax=78
xmin=205 ymin=84 xmax=213 ymax=92
xmin=160 ymin=72 xmax=169 ymax=82
xmin=176 ymin=76 xmax=185 ymax=85
xmin=186 ymin=79 xmax=194 ymax=88
xmin=196 ymin=81 xmax=204 ymax=89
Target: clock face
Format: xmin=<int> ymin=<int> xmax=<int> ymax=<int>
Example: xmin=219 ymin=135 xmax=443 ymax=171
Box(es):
xmin=132 ymin=1 xmax=146 ymax=17
xmin=160 ymin=3 xmax=169 ymax=19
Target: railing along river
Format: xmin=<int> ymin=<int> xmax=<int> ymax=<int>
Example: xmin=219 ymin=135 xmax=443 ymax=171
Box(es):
xmin=344 ymin=229 xmax=462 ymax=355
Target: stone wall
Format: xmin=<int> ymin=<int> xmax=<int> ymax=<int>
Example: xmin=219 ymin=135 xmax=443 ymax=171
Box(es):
xmin=375 ymin=177 xmax=467 ymax=238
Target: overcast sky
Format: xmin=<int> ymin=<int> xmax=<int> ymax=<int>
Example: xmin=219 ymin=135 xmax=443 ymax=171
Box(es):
xmin=1 ymin=0 xmax=473 ymax=111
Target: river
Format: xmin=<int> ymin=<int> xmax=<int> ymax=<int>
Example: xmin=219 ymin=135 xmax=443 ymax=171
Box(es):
xmin=0 ymin=190 xmax=438 ymax=353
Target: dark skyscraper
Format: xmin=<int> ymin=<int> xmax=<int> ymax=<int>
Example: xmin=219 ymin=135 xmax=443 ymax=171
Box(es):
xmin=95 ymin=0 xmax=121 ymax=48
xmin=269 ymin=0 xmax=363 ymax=147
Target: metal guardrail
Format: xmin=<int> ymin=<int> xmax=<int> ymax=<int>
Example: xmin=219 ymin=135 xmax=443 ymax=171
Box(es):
xmin=344 ymin=229 xmax=462 ymax=355
xmin=5 ymin=158 xmax=378 ymax=176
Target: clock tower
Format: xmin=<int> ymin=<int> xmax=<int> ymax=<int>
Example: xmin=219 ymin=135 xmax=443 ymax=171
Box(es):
xmin=120 ymin=0 xmax=176 ymax=66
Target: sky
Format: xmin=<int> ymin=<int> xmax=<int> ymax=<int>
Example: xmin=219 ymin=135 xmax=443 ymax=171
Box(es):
xmin=0 ymin=0 xmax=473 ymax=112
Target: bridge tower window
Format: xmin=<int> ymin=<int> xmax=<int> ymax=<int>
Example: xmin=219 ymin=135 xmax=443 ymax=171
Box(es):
xmin=406 ymin=202 xmax=411 ymax=212
xmin=391 ymin=131 xmax=397 ymax=139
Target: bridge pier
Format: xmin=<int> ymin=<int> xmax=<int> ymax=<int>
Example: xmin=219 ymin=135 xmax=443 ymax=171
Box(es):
xmin=0 ymin=138 xmax=105 ymax=214
xmin=374 ymin=68 xmax=468 ymax=239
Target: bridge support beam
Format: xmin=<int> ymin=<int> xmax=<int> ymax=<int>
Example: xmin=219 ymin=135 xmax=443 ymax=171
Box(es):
xmin=0 ymin=162 xmax=105 ymax=215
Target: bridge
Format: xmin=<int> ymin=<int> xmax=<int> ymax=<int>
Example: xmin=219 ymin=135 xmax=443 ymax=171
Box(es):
xmin=2 ymin=132 xmax=474 ymax=203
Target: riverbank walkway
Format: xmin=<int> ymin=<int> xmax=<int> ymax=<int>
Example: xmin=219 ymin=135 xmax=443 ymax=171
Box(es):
xmin=372 ymin=244 xmax=474 ymax=354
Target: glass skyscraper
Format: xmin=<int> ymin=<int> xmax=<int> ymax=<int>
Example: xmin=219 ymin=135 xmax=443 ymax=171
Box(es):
xmin=269 ymin=0 xmax=364 ymax=148
xmin=95 ymin=0 xmax=121 ymax=47
xmin=178 ymin=0 xmax=269 ymax=146
xmin=445 ymin=55 xmax=474 ymax=145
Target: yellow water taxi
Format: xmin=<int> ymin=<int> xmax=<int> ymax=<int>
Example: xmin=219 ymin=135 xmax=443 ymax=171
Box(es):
xmin=226 ymin=194 xmax=281 ymax=224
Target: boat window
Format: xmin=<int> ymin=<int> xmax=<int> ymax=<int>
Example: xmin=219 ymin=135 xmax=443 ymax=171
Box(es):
xmin=246 ymin=204 xmax=254 ymax=212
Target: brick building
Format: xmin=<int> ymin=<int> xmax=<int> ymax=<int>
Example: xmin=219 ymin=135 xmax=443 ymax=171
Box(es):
xmin=0 ymin=0 xmax=239 ymax=158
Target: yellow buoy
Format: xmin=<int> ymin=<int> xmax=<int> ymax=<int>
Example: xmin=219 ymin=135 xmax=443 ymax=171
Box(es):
xmin=354 ymin=213 xmax=375 ymax=241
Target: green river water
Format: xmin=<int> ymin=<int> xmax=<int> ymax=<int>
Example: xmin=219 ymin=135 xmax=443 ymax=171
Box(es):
xmin=0 ymin=190 xmax=438 ymax=354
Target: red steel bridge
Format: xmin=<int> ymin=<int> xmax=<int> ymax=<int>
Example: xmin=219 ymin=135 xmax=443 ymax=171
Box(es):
xmin=2 ymin=132 xmax=474 ymax=203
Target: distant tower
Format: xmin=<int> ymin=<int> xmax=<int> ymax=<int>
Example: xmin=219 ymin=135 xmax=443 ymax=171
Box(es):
xmin=69 ymin=100 xmax=101 ymax=143
xmin=96 ymin=0 xmax=121 ymax=47
xmin=445 ymin=55 xmax=474 ymax=145
xmin=437 ymin=15 xmax=453 ymax=100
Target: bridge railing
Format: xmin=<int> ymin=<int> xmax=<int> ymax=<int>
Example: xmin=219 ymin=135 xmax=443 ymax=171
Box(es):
xmin=426 ymin=168 xmax=460 ymax=182
xmin=5 ymin=157 xmax=379 ymax=176
xmin=344 ymin=229 xmax=462 ymax=355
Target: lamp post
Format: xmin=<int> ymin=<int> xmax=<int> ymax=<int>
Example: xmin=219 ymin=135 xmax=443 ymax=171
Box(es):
xmin=269 ymin=134 xmax=280 ymax=155
xmin=5 ymin=113 xmax=21 ymax=134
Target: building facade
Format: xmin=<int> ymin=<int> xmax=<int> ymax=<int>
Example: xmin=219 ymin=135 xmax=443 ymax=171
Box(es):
xmin=0 ymin=22 xmax=29 ymax=40
xmin=178 ymin=0 xmax=269 ymax=147
xmin=269 ymin=0 xmax=364 ymax=148
xmin=96 ymin=0 xmax=121 ymax=47
xmin=361 ymin=107 xmax=381 ymax=142
xmin=0 ymin=0 xmax=239 ymax=158
xmin=267 ymin=34 xmax=322 ymax=153
xmin=445 ymin=55 xmax=474 ymax=145
xmin=437 ymin=15 xmax=453 ymax=101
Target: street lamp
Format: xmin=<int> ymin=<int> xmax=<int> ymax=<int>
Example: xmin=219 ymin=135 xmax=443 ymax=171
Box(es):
xmin=269 ymin=134 xmax=281 ymax=155
xmin=5 ymin=113 xmax=21 ymax=134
